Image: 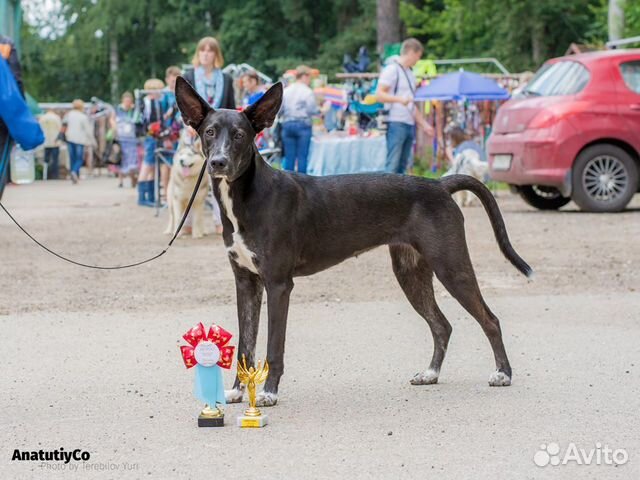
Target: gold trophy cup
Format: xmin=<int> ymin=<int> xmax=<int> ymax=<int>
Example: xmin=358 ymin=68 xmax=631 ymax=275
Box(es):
xmin=236 ymin=354 xmax=270 ymax=428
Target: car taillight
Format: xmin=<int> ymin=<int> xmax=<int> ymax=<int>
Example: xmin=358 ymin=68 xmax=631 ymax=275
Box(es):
xmin=528 ymin=110 xmax=559 ymax=129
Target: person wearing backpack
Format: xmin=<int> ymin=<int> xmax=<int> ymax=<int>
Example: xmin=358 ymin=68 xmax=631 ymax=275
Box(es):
xmin=376 ymin=38 xmax=434 ymax=174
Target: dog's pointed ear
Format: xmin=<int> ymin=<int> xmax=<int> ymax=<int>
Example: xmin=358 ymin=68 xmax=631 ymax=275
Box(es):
xmin=243 ymin=82 xmax=283 ymax=134
xmin=175 ymin=76 xmax=212 ymax=130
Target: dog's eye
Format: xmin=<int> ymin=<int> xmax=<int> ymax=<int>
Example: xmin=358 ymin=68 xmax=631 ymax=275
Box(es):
xmin=234 ymin=131 xmax=245 ymax=140
xmin=206 ymin=128 xmax=215 ymax=137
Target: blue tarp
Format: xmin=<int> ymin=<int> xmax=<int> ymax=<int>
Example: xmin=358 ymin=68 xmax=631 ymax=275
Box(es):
xmin=414 ymin=71 xmax=510 ymax=101
xmin=0 ymin=57 xmax=44 ymax=150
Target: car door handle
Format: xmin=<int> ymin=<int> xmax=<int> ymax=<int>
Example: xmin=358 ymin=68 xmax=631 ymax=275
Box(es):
xmin=630 ymin=104 xmax=640 ymax=111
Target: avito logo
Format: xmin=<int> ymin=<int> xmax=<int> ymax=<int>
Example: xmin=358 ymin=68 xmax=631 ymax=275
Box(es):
xmin=534 ymin=442 xmax=628 ymax=467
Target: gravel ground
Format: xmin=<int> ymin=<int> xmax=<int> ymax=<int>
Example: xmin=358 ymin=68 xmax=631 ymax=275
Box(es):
xmin=1 ymin=176 xmax=639 ymax=479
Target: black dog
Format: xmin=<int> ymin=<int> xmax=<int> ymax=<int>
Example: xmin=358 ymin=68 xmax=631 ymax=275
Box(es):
xmin=175 ymin=77 xmax=532 ymax=407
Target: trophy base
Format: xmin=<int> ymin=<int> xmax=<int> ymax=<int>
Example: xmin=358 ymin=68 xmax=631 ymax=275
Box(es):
xmin=198 ymin=414 xmax=224 ymax=427
xmin=237 ymin=414 xmax=268 ymax=428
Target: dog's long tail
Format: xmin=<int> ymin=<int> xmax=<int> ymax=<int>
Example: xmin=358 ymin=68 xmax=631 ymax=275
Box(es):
xmin=440 ymin=175 xmax=533 ymax=278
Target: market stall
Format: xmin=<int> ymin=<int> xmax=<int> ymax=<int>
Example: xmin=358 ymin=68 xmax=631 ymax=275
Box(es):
xmin=414 ymin=71 xmax=510 ymax=171
xmin=304 ymin=69 xmax=514 ymax=176
xmin=307 ymin=73 xmax=386 ymax=176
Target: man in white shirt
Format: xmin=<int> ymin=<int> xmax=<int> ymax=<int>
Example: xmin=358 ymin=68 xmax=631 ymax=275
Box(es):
xmin=280 ymin=65 xmax=319 ymax=173
xmin=376 ymin=38 xmax=434 ymax=174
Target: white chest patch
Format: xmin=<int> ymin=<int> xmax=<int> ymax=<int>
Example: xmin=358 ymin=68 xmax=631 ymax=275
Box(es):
xmin=218 ymin=179 xmax=259 ymax=274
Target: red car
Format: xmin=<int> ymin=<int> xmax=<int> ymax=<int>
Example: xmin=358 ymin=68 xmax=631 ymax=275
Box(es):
xmin=488 ymin=49 xmax=640 ymax=212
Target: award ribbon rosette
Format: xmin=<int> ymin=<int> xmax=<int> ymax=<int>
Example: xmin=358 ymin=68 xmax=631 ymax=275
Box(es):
xmin=180 ymin=322 xmax=235 ymax=409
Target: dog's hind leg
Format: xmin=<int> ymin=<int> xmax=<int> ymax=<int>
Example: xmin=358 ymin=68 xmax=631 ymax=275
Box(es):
xmin=256 ymin=277 xmax=294 ymax=407
xmin=419 ymin=215 xmax=512 ymax=386
xmin=390 ymin=244 xmax=452 ymax=385
xmin=225 ymin=265 xmax=264 ymax=403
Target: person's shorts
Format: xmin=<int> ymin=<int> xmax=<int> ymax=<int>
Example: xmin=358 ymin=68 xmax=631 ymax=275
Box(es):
xmin=163 ymin=151 xmax=174 ymax=166
xmin=143 ymin=136 xmax=158 ymax=166
xmin=159 ymin=140 xmax=176 ymax=166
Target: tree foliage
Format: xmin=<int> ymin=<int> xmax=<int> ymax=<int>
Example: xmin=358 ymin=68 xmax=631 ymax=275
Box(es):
xmin=20 ymin=0 xmax=622 ymax=101
xmin=400 ymin=0 xmax=610 ymax=73
xmin=21 ymin=0 xmax=376 ymax=101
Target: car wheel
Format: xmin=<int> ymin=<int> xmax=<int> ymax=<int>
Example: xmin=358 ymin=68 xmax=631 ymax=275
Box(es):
xmin=518 ymin=185 xmax=571 ymax=210
xmin=572 ymin=144 xmax=639 ymax=212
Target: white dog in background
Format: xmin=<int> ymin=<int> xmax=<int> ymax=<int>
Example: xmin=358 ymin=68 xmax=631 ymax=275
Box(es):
xmin=164 ymin=131 xmax=210 ymax=238
xmin=443 ymin=147 xmax=489 ymax=207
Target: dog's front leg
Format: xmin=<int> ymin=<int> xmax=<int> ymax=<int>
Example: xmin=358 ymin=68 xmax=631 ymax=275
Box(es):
xmin=225 ymin=265 xmax=263 ymax=403
xmin=256 ymin=278 xmax=294 ymax=407
xmin=163 ymin=192 xmax=175 ymax=235
xmin=191 ymin=203 xmax=205 ymax=238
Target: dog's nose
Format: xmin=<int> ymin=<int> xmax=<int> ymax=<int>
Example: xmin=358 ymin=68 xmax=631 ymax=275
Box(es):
xmin=209 ymin=156 xmax=227 ymax=169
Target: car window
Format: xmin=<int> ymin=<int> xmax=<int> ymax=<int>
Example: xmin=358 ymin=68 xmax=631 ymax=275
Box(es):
xmin=620 ymin=61 xmax=640 ymax=93
xmin=524 ymin=61 xmax=590 ymax=96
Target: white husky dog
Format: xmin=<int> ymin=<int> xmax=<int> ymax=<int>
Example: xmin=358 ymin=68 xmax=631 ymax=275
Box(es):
xmin=443 ymin=147 xmax=489 ymax=207
xmin=164 ymin=130 xmax=210 ymax=238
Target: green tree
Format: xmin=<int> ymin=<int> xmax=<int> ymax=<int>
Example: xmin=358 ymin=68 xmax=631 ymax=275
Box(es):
xmin=23 ymin=0 xmax=616 ymax=102
xmin=400 ymin=0 xmax=605 ymax=73
xmin=22 ymin=0 xmax=377 ymax=101
xmin=219 ymin=0 xmax=376 ymax=76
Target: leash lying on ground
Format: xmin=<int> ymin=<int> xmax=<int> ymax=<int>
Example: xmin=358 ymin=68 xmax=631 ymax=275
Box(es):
xmin=0 ymin=160 xmax=208 ymax=270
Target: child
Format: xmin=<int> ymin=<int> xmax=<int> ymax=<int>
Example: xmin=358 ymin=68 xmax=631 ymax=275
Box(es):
xmin=445 ymin=126 xmax=486 ymax=166
xmin=110 ymin=92 xmax=138 ymax=188
xmin=444 ymin=126 xmax=488 ymax=206
xmin=137 ymin=78 xmax=166 ymax=206
xmin=241 ymin=70 xmax=265 ymax=107
xmin=159 ymin=66 xmax=182 ymax=201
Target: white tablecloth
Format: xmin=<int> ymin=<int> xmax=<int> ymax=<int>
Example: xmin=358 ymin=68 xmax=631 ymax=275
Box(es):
xmin=306 ymin=134 xmax=387 ymax=176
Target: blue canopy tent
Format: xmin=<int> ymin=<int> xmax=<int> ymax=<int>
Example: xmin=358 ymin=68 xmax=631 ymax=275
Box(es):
xmin=414 ymin=71 xmax=510 ymax=101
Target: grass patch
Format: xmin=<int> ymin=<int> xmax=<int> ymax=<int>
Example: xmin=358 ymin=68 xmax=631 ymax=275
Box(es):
xmin=411 ymin=164 xmax=510 ymax=191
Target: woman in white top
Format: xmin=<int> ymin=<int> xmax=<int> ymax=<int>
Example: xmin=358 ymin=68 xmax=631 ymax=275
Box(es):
xmin=63 ymin=99 xmax=95 ymax=183
xmin=280 ymin=65 xmax=319 ymax=173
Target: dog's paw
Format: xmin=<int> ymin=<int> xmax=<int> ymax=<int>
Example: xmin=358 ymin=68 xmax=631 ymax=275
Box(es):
xmin=192 ymin=231 xmax=205 ymax=239
xmin=488 ymin=370 xmax=512 ymax=387
xmin=255 ymin=391 xmax=278 ymax=407
xmin=225 ymin=388 xmax=244 ymax=403
xmin=410 ymin=369 xmax=439 ymax=385
xmin=163 ymin=228 xmax=173 ymax=236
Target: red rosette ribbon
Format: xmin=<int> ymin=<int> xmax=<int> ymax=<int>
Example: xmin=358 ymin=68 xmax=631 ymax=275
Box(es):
xmin=179 ymin=323 xmax=235 ymax=370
